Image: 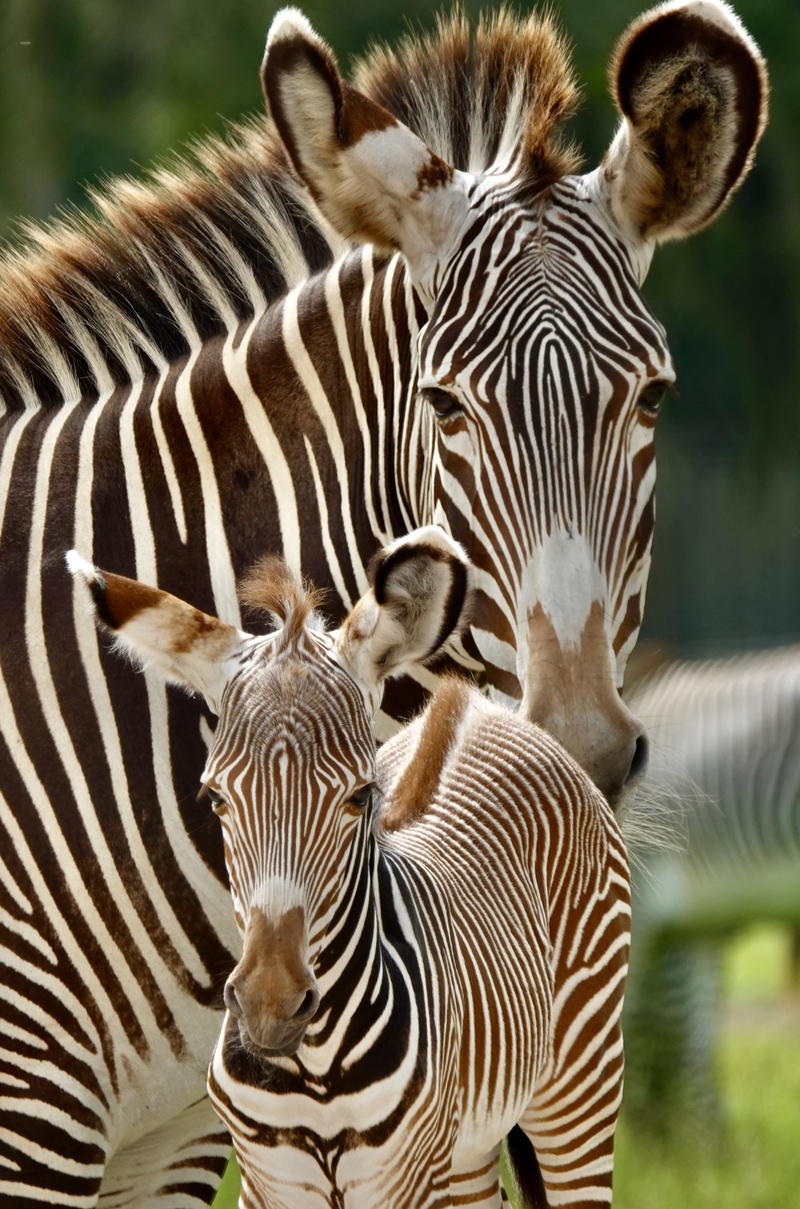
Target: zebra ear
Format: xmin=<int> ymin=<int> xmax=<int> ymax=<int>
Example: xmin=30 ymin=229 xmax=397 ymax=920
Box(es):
xmin=262 ymin=9 xmax=470 ymax=294
xmin=335 ymin=527 xmax=471 ymax=694
xmin=599 ymin=0 xmax=767 ymax=250
xmin=66 ymin=552 xmax=244 ymax=713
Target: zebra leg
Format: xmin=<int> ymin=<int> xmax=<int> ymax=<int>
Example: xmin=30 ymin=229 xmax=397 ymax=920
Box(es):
xmin=449 ymin=1146 xmax=504 ymax=1207
xmin=99 ymin=1098 xmax=230 ymax=1208
xmin=515 ymin=1021 xmax=624 ymax=1208
xmin=499 ymin=1128 xmax=547 ymax=1208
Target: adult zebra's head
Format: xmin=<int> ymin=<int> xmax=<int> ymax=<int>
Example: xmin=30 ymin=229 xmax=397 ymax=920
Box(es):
xmin=68 ymin=529 xmax=471 ymax=1057
xmin=263 ymin=2 xmax=767 ymax=802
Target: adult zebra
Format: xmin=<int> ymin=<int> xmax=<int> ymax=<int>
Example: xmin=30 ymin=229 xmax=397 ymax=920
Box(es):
xmin=0 ymin=3 xmax=766 ymax=1205
xmin=623 ymin=644 xmax=800 ymax=1131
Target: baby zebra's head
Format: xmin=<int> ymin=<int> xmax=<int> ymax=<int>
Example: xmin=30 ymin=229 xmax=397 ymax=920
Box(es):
xmin=67 ymin=528 xmax=470 ymax=1058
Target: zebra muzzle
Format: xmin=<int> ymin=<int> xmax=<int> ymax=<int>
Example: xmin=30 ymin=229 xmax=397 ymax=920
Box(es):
xmin=224 ymin=905 xmax=319 ymax=1056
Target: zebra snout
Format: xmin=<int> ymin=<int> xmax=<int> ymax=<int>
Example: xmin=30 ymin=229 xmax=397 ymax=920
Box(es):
xmin=224 ymin=968 xmax=319 ymax=1026
xmin=290 ymin=985 xmax=320 ymax=1024
xmin=599 ymin=728 xmax=650 ymax=808
xmin=224 ymin=903 xmax=320 ymax=1046
xmin=223 ymin=976 xmax=243 ymax=1018
xmin=224 ymin=967 xmax=319 ymax=1055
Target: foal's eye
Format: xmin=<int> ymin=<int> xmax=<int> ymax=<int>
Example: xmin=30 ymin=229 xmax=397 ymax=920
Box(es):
xmin=205 ymin=787 xmax=228 ymax=816
xmin=347 ymin=785 xmax=373 ymax=811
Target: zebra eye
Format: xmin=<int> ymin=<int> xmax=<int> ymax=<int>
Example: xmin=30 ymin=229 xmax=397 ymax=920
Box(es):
xmin=637 ymin=380 xmax=671 ymax=419
xmin=421 ymin=386 xmax=463 ymax=420
xmin=205 ymin=787 xmax=228 ymax=816
xmin=347 ymin=785 xmax=373 ymax=811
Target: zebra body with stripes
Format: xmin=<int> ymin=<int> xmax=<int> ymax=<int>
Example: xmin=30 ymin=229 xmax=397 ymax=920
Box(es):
xmin=624 ymin=644 xmax=800 ymax=1129
xmin=0 ymin=3 xmax=766 ymax=1203
xmin=70 ymin=528 xmax=631 ymax=1209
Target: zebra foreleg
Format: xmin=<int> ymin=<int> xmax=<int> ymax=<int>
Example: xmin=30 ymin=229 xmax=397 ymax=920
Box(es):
xmin=99 ymin=1097 xmax=230 ymax=1208
xmin=449 ymin=1146 xmax=505 ymax=1207
xmin=515 ymin=1019 xmax=624 ymax=1209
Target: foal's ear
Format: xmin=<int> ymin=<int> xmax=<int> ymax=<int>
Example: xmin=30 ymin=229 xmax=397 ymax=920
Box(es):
xmin=66 ymin=552 xmax=245 ymax=713
xmin=262 ymin=8 xmax=470 ymax=296
xmin=599 ymin=0 xmax=767 ymax=247
xmin=335 ymin=527 xmax=471 ymax=694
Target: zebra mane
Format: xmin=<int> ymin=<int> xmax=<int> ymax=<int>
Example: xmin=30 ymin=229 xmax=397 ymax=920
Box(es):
xmin=0 ymin=8 xmax=580 ymax=412
xmin=239 ymin=555 xmax=327 ymax=651
xmin=353 ymin=7 xmax=580 ymax=184
xmin=0 ymin=120 xmax=342 ymax=412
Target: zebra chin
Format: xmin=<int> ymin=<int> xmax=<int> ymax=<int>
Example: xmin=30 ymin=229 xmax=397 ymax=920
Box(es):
xmin=234 ymin=1017 xmax=309 ymax=1060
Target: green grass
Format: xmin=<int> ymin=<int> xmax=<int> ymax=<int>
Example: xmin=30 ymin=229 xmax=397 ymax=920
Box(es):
xmin=211 ymin=926 xmax=799 ymax=1208
xmin=613 ymin=1024 xmax=800 ymax=1208
xmin=615 ymin=924 xmax=800 ymax=1209
xmin=725 ymin=921 xmax=794 ymax=1002
xmin=212 ymin=1156 xmax=240 ymax=1207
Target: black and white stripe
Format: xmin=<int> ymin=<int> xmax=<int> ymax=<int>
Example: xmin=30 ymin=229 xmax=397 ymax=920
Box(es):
xmin=0 ymin=3 xmax=766 ymax=1202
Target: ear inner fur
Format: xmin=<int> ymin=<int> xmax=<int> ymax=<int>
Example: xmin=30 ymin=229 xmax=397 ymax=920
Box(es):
xmin=263 ymin=29 xmax=457 ymax=252
xmin=610 ymin=5 xmax=767 ymax=238
xmin=261 ymin=32 xmax=345 ymax=187
xmin=372 ymin=541 xmax=453 ymax=606
xmin=372 ymin=542 xmax=469 ymax=662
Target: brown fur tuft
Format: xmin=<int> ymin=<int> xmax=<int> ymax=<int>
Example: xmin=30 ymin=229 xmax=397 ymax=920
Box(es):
xmin=380 ymin=676 xmax=471 ymax=831
xmin=239 ymin=555 xmax=326 ymax=647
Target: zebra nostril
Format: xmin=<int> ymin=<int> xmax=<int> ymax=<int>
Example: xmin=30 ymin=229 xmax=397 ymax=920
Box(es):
xmin=224 ymin=979 xmax=242 ymax=1018
xmin=292 ymin=988 xmax=319 ymax=1022
xmin=625 ymin=732 xmax=649 ymax=786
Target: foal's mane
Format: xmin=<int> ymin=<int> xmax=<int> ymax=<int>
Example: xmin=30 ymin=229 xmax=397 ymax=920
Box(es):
xmin=0 ymin=8 xmax=579 ymax=412
xmin=239 ymin=555 xmax=327 ymax=651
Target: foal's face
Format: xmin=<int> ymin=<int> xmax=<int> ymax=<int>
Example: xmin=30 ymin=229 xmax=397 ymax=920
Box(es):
xmin=204 ymin=634 xmax=377 ymax=1055
xmin=68 ymin=524 xmax=480 ymax=1055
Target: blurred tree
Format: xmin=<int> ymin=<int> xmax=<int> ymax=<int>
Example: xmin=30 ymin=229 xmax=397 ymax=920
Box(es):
xmin=1 ymin=0 xmax=796 ymax=652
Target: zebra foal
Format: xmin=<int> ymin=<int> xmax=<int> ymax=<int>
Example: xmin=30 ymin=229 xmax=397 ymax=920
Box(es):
xmin=69 ymin=529 xmax=631 ymax=1209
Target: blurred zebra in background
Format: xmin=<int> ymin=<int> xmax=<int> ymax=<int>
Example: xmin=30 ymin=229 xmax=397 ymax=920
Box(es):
xmin=0 ymin=2 xmax=766 ymax=1203
xmin=623 ymin=644 xmax=800 ymax=1130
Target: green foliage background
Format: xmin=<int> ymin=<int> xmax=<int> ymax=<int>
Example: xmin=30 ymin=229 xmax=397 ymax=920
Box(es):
xmin=1 ymin=0 xmax=797 ymax=652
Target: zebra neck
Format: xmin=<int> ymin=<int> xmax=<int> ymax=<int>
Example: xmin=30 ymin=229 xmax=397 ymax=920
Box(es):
xmin=312 ymin=829 xmax=385 ymax=1007
xmin=310 ymin=829 xmax=425 ymax=1038
xmin=158 ymin=243 xmax=428 ymax=623
xmin=300 ymin=833 xmax=432 ymax=1087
